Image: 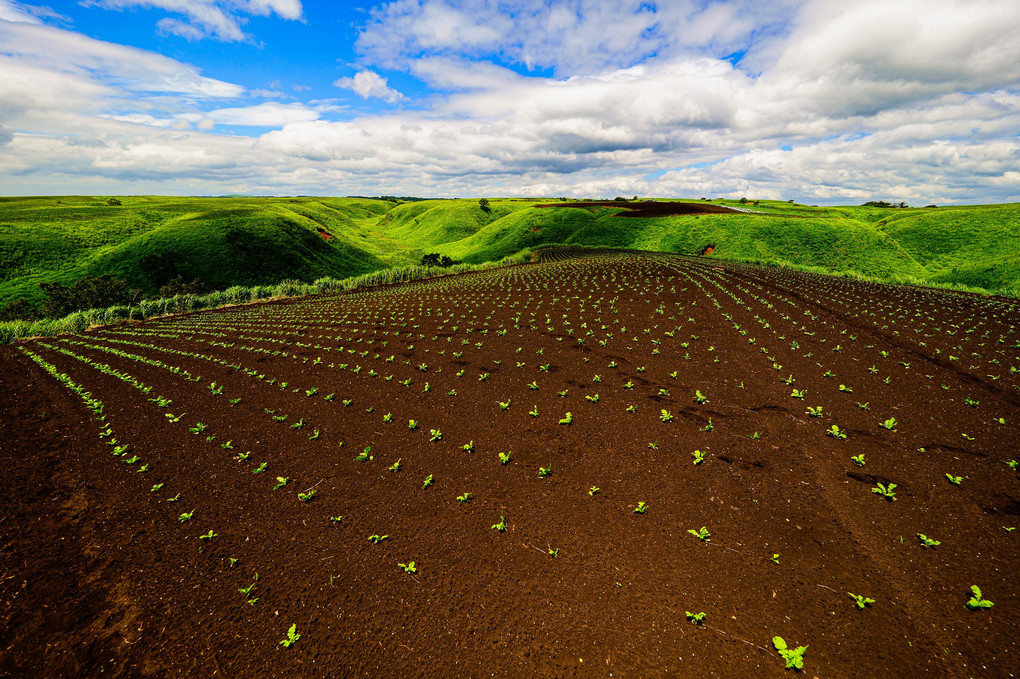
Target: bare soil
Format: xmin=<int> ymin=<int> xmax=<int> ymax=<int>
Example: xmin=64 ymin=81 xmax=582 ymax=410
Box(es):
xmin=1 ymin=249 xmax=1018 ymax=677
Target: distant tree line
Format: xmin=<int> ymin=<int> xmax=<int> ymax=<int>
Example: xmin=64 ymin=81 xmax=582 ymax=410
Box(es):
xmin=862 ymin=201 xmax=909 ymax=208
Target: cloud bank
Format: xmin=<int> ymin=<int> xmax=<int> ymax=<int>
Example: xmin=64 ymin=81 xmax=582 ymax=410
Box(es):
xmin=0 ymin=0 xmax=1018 ymax=202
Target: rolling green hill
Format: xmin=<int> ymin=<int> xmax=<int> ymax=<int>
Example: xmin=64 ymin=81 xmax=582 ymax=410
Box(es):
xmin=2 ymin=195 xmax=1018 ymax=315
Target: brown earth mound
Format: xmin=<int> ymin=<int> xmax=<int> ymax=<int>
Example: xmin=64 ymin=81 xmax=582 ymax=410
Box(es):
xmin=535 ymin=200 xmax=743 ymax=217
xmin=1 ymin=249 xmax=1018 ymax=677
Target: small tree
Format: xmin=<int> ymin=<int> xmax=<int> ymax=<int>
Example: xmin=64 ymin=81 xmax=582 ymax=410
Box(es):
xmin=478 ymin=198 xmax=490 ymax=211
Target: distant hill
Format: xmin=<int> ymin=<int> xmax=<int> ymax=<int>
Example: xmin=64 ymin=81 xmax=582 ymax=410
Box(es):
xmin=1 ymin=195 xmax=1017 ymax=312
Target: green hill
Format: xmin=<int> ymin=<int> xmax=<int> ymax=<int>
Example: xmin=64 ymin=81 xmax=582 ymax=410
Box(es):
xmin=2 ymin=195 xmax=1018 ymax=315
xmin=0 ymin=196 xmax=391 ymax=306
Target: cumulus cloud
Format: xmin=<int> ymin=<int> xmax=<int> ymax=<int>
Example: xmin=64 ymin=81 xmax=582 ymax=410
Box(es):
xmin=85 ymin=0 xmax=303 ymax=41
xmin=334 ymin=70 xmax=405 ymax=103
xmin=1 ymin=0 xmax=1018 ymax=203
xmin=356 ymin=0 xmax=798 ymax=75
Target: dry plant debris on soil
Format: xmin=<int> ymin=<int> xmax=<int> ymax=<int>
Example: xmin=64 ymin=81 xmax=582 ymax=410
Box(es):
xmin=1 ymin=248 xmax=1018 ymax=677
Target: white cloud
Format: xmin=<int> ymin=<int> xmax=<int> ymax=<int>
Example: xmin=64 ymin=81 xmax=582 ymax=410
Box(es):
xmin=0 ymin=0 xmax=1018 ymax=204
xmin=356 ymin=0 xmax=798 ymax=75
xmin=85 ymin=0 xmax=303 ymax=41
xmin=0 ymin=20 xmax=243 ymax=97
xmin=334 ymin=70 xmax=404 ymax=103
xmin=205 ymin=101 xmax=319 ymax=126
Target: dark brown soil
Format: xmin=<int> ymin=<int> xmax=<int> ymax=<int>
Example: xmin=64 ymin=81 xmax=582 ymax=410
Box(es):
xmin=535 ymin=201 xmax=743 ymax=217
xmin=2 ymin=249 xmax=1018 ymax=677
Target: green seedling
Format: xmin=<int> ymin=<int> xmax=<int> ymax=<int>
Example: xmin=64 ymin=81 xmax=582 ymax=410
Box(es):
xmin=199 ymin=530 xmax=217 ymax=541
xmin=188 ymin=422 xmax=206 ymax=434
xmin=791 ymin=389 xmax=806 ymax=399
xmin=389 ymin=458 xmax=401 ymax=472
xmin=491 ymin=512 xmax=507 ymax=532
xmin=685 ymin=611 xmax=706 ymax=625
xmin=851 ymin=453 xmax=866 ymax=466
xmin=660 ymin=409 xmax=674 ymax=422
xmin=548 ymin=547 xmax=559 ymax=557
xmin=692 ymin=450 xmax=705 ymax=465
xmin=857 ymin=401 xmax=870 ymax=410
xmin=967 ymin=585 xmax=994 ymax=610
xmin=538 ymin=465 xmax=552 ymax=477
xmin=558 ymin=412 xmax=572 ymax=425
xmin=806 ymin=406 xmax=822 ymax=417
xmin=422 ymin=474 xmax=433 ymax=489
xmin=298 ymin=489 xmax=317 ymax=502
xmin=457 ymin=492 xmax=472 ymax=503
xmin=633 ymin=501 xmax=648 ymax=514
xmin=238 ymin=577 xmax=258 ymax=597
xmin=945 ymin=473 xmax=962 ymax=485
xmin=694 ymin=390 xmax=709 ymax=404
xmin=429 ymin=429 xmax=442 ymax=441
xmin=688 ymin=526 xmax=710 ymax=541
xmin=229 ymin=557 xmax=238 ymax=567
xmin=703 ymin=418 xmax=713 ymax=432
xmin=382 ymin=412 xmax=393 ymax=423
xmin=499 ymin=399 xmax=511 ymax=410
xmin=238 ymin=451 xmax=251 ymax=461
xmin=279 ymin=624 xmax=300 ymax=648
xmin=529 ymin=405 xmax=539 ymax=417
xmin=1007 ymin=459 xmax=1018 ymax=469
xmin=274 ymin=477 xmax=289 ymax=490
xmin=558 ymin=389 xmax=569 ymax=397
xmin=461 ymin=441 xmax=474 ymax=453
xmin=290 ymin=418 xmax=304 ymax=429
xmin=398 ymin=561 xmax=417 ymax=573
xmin=179 ymin=509 xmax=195 ymax=523
xmin=771 ymin=553 xmax=780 ymax=564
xmin=872 ymin=482 xmax=897 ymax=500
xmin=368 ymin=534 xmax=388 ymax=544
xmin=329 ymin=515 xmax=343 ymax=523
xmin=916 ymin=533 xmax=940 ymax=548
xmin=167 ymin=493 xmax=180 ymax=502
xmin=151 ymin=483 xmax=164 ymax=492
xmin=408 ymin=419 xmax=418 ymax=430
xmin=826 ymin=425 xmax=847 ymax=440
xmin=880 ymin=417 xmax=898 ymax=431
xmin=498 ymin=451 xmax=512 ymax=465
xmin=626 ymin=404 xmax=636 ymax=413
xmin=848 ymin=592 xmax=875 ymax=609
xmin=589 ymin=486 xmax=600 ymax=496
xmin=252 ymin=462 xmax=267 ymax=474
xmin=772 ymin=636 xmax=807 ymax=670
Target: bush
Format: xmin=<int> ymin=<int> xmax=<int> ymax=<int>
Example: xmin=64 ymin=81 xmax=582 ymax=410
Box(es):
xmin=38 ymin=274 xmax=140 ymax=318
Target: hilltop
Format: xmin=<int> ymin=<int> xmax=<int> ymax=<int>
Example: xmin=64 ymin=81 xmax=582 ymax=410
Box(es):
xmin=1 ymin=196 xmax=1018 ymax=314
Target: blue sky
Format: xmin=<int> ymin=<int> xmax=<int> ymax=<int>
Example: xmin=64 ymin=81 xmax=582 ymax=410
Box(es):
xmin=0 ymin=0 xmax=1018 ymax=202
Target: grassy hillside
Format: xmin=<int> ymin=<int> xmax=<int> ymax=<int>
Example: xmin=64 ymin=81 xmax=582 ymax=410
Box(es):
xmin=0 ymin=196 xmax=391 ymax=306
xmin=2 ymin=195 xmax=1018 ymax=313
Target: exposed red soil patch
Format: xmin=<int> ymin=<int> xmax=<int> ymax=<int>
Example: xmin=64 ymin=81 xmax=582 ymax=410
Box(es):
xmin=2 ymin=249 xmax=1018 ymax=677
xmin=316 ymin=227 xmax=333 ymax=241
xmin=535 ymin=200 xmax=744 ymax=217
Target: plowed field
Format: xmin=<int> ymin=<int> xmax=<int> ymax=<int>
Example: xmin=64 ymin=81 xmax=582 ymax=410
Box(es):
xmin=2 ymin=249 xmax=1018 ymax=678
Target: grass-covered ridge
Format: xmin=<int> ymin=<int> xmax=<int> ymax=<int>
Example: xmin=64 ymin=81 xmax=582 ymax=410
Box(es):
xmin=2 ymin=196 xmax=1018 ymax=314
